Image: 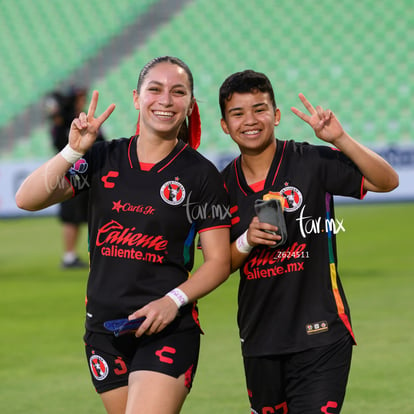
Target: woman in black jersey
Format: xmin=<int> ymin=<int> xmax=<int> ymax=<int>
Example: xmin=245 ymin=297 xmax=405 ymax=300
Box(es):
xmin=16 ymin=56 xmax=231 ymax=414
xmin=219 ymin=70 xmax=398 ymax=414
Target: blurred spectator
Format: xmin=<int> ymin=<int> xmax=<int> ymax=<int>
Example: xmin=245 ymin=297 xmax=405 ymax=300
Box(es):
xmin=44 ymin=86 xmax=106 ymax=268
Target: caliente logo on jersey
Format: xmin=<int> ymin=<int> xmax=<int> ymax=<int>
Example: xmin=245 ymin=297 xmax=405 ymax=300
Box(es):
xmin=160 ymin=180 xmax=186 ymax=205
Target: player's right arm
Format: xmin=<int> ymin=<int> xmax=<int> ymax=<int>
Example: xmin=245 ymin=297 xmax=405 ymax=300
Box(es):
xmin=16 ymin=91 xmax=115 ymax=211
xmin=230 ymin=216 xmax=280 ymax=272
xmin=15 ymin=155 xmax=76 ymax=211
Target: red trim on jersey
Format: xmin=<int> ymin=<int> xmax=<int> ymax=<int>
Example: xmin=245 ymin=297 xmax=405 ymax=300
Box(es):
xmin=360 ymin=176 xmax=367 ymax=199
xmin=198 ymin=224 xmax=231 ymax=233
xmin=192 ymin=302 xmax=203 ymax=333
xmin=339 ymin=313 xmax=356 ymax=343
xmin=230 ymin=205 xmax=240 ymax=225
xmin=127 ymin=137 xmax=135 ymax=168
xmin=157 ymin=144 xmax=188 ymax=173
xmin=184 ymin=364 xmax=195 ymax=389
xmin=271 ymin=140 xmax=287 ymax=186
xmin=231 ymin=217 xmax=240 ymax=225
xmin=234 ymin=157 xmax=248 ymax=196
xmin=140 ymin=162 xmax=155 ymax=171
xmin=64 ymin=176 xmax=76 ymax=197
xmin=249 ymin=179 xmax=265 ymax=192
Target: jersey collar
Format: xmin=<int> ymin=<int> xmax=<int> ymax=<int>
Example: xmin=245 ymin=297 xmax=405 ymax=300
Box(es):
xmin=235 ymin=139 xmax=287 ymax=194
xmin=128 ymin=135 xmax=188 ymax=172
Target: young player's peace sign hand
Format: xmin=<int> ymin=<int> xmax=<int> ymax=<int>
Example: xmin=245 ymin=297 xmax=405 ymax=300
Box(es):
xmin=291 ymin=93 xmax=345 ymax=145
xmin=69 ymin=90 xmax=115 ymax=154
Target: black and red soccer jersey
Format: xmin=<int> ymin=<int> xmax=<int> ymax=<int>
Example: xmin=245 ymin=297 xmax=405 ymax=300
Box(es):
xmin=221 ymin=139 xmax=365 ymax=357
xmin=66 ymin=136 xmax=230 ymax=333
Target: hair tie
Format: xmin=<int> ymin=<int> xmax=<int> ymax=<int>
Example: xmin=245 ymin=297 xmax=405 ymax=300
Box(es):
xmin=134 ymin=100 xmax=201 ymax=150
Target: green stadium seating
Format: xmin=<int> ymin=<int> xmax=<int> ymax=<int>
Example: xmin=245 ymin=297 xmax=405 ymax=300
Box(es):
xmin=0 ymin=0 xmax=158 ymax=130
xmin=1 ymin=0 xmax=412 ymax=160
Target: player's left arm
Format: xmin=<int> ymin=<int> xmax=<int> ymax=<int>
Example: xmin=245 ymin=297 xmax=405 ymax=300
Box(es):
xmin=291 ymin=93 xmax=399 ymax=193
xmin=229 ymin=216 xmax=280 ymax=273
xmin=129 ymin=227 xmax=231 ymax=337
xmin=181 ymin=227 xmax=231 ymax=299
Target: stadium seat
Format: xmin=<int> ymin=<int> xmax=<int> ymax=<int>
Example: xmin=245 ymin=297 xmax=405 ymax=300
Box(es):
xmin=1 ymin=0 xmax=412 ymax=160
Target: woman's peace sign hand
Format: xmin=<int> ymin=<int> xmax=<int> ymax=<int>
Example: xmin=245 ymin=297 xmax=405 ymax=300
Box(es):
xmin=69 ymin=90 xmax=115 ymax=154
xmin=290 ymin=93 xmax=345 ymax=145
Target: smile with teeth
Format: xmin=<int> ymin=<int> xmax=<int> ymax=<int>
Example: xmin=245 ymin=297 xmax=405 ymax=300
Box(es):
xmin=243 ymin=130 xmax=260 ymax=135
xmin=153 ymin=110 xmax=175 ymax=119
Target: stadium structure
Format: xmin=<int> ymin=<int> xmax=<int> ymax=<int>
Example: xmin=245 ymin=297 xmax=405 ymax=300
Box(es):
xmin=0 ymin=0 xmax=412 ymax=216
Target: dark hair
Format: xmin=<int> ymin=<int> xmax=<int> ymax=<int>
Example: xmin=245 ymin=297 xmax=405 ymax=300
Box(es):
xmin=137 ymin=56 xmax=194 ymax=96
xmin=136 ymin=56 xmax=195 ymax=143
xmin=219 ymin=70 xmax=277 ymax=119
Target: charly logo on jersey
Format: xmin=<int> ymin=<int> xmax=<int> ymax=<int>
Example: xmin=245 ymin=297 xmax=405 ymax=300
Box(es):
xmin=160 ymin=180 xmax=186 ymax=205
xmin=279 ymin=186 xmax=303 ymax=212
xmin=89 ymin=354 xmax=109 ymax=381
xmin=101 ymin=170 xmax=119 ymax=189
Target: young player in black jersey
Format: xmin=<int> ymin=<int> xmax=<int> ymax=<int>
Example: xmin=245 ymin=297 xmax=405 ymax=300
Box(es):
xmin=16 ymin=56 xmax=231 ymax=414
xmin=219 ymin=70 xmax=398 ymax=414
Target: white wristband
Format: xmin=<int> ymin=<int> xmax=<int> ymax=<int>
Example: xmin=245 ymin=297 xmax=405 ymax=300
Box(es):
xmin=235 ymin=230 xmax=253 ymax=254
xmin=60 ymin=144 xmax=84 ymax=164
xmin=166 ymin=288 xmax=189 ymax=308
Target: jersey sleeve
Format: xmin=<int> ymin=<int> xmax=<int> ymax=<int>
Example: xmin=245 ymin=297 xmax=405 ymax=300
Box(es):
xmin=64 ymin=141 xmax=104 ymax=196
xmin=194 ymin=162 xmax=231 ymax=233
xmin=315 ymin=145 xmax=365 ymax=199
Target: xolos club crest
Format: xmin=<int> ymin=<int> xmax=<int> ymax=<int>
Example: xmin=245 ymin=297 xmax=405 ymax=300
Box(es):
xmin=160 ymin=180 xmax=186 ymax=206
xmin=279 ymin=186 xmax=303 ymax=212
xmin=89 ymin=354 xmax=109 ymax=381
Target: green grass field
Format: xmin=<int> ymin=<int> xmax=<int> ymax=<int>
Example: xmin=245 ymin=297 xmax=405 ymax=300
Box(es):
xmin=1 ymin=202 xmax=413 ymax=413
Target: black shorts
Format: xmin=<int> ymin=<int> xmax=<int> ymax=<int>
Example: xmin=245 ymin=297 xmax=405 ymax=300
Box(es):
xmin=244 ymin=335 xmax=353 ymax=414
xmin=84 ymin=328 xmax=200 ymax=394
xmin=59 ymin=192 xmax=88 ymax=224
